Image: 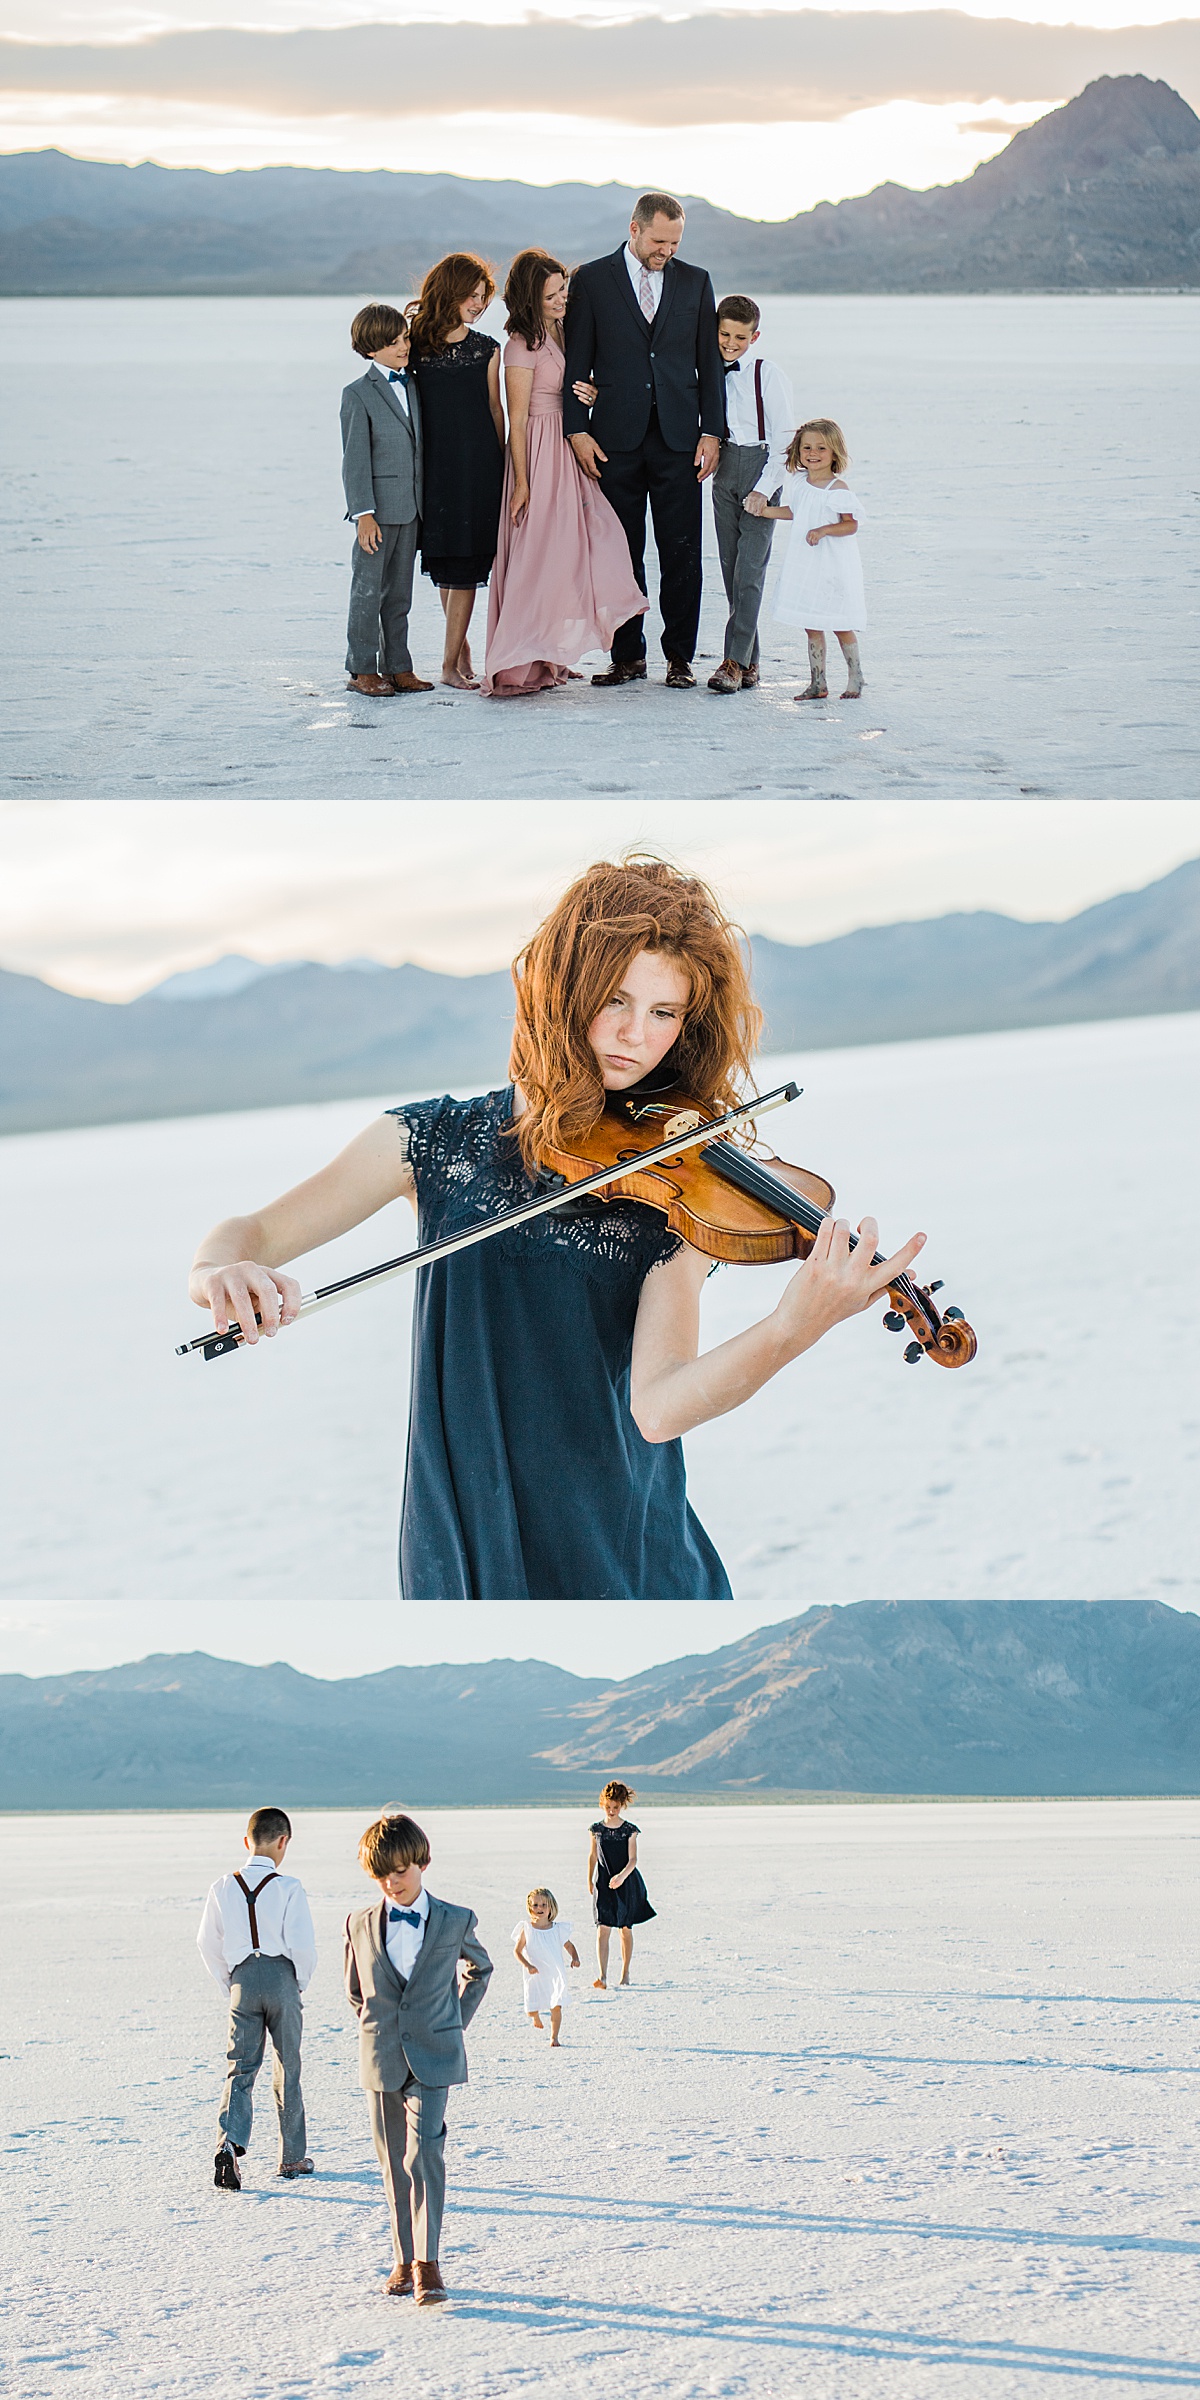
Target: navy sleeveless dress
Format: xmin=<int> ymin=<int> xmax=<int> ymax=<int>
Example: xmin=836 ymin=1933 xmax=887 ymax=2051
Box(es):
xmin=390 ymin=1088 xmax=732 ymax=1601
xmin=591 ymin=1821 xmax=657 ymax=1928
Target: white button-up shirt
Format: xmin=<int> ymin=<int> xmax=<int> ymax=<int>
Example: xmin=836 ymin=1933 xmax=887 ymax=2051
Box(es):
xmin=384 ymin=1883 xmax=430 ymax=1981
xmin=378 ymin=365 xmax=411 ymax=417
xmin=723 ymin=353 xmax=795 ymax=498
xmin=196 ymin=1856 xmax=318 ymax=1994
xmin=625 ymin=243 xmax=663 ymax=320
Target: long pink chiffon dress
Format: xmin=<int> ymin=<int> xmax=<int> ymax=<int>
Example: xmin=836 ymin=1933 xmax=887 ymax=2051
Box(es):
xmin=483 ymin=333 xmax=648 ymax=697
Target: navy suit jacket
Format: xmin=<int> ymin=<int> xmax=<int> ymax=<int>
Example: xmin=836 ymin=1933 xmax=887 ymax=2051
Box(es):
xmin=562 ymin=247 xmax=725 ymax=455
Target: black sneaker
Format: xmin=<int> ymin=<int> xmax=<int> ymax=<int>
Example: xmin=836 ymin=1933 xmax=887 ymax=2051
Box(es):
xmin=214 ymin=2143 xmax=242 ymax=2191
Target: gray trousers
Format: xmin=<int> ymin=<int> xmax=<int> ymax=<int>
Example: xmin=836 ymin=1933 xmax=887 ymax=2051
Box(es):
xmin=218 ymin=1953 xmax=307 ymax=2165
xmin=368 ymin=2077 xmax=449 ymax=2264
xmin=712 ymin=442 xmax=778 ymax=668
xmin=346 ymin=517 xmax=418 ymax=676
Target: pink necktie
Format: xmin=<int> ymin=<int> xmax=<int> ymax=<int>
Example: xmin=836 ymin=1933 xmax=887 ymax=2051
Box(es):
xmin=639 ymin=266 xmax=656 ymax=323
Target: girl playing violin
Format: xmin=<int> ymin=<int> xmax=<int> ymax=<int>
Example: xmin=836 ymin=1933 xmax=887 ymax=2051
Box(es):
xmin=188 ymin=856 xmax=926 ymax=1600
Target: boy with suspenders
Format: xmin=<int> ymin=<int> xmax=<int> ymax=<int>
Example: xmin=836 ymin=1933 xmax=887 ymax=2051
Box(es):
xmin=197 ymin=1806 xmax=318 ymax=2190
xmin=708 ymin=295 xmax=796 ymax=692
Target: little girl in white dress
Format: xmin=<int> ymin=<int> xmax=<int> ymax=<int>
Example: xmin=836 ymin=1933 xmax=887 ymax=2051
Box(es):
xmin=512 ymin=1887 xmax=580 ymax=2047
xmin=744 ymin=416 xmax=866 ymax=699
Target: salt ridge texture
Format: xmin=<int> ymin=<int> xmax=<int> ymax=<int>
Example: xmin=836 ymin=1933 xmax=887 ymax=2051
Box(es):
xmin=5 ymin=1802 xmax=1199 ymax=2400
xmin=1 ymin=1013 xmax=1197 ymax=1676
xmin=2 ymin=294 xmax=1197 ymax=802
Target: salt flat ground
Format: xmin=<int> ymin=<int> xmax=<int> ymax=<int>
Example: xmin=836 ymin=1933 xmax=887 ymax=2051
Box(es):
xmin=2 ymin=294 xmax=1196 ymax=802
xmin=1 ymin=1012 xmax=1196 ymax=1671
xmin=4 ymin=1802 xmax=1199 ymax=2400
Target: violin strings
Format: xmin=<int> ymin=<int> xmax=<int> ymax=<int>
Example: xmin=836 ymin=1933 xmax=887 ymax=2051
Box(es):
xmin=702 ymin=1142 xmax=924 ymax=1313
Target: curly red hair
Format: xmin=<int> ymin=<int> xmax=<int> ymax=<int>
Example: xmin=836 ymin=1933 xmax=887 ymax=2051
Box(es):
xmin=508 ymin=855 xmax=761 ymax=1177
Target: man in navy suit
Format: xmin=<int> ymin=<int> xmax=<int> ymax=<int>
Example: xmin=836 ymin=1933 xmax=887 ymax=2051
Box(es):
xmin=563 ymin=193 xmax=725 ymax=688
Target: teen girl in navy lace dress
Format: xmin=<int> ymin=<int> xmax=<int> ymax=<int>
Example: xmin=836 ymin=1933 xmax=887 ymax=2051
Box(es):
xmin=189 ymin=856 xmax=926 ymax=1600
xmin=408 ymin=252 xmax=505 ymax=689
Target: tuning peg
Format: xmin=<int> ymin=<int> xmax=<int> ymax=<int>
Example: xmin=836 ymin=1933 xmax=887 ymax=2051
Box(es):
xmin=883 ymin=1310 xmax=906 ymax=1332
xmin=943 ymin=1306 xmax=965 ymax=1322
xmin=928 ymin=1279 xmax=943 ymax=1293
xmin=904 ymin=1341 xmax=925 ymax=1363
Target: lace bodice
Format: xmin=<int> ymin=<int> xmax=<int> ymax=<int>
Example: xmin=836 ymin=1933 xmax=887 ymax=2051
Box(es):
xmin=414 ymin=328 xmax=498 ymax=374
xmin=388 ymin=1088 xmax=680 ymax=1286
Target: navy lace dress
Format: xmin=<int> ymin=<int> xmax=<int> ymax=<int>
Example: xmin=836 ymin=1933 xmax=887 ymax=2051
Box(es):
xmin=389 ymin=1088 xmax=732 ymax=1601
xmin=411 ymin=328 xmax=503 ymax=588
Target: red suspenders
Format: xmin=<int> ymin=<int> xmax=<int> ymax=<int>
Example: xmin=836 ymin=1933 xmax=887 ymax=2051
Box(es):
xmin=233 ymin=1869 xmax=279 ymax=1952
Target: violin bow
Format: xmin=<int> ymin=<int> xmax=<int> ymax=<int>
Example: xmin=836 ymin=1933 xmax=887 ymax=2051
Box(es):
xmin=176 ymin=1080 xmax=802 ymax=1362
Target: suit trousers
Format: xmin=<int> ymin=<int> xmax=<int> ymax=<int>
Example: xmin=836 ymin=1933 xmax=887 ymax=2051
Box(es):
xmin=712 ymin=442 xmax=777 ymax=668
xmin=368 ymin=2077 xmax=450 ymax=2263
xmin=597 ymin=412 xmax=703 ymax=665
xmin=219 ymin=1953 xmax=307 ymax=2164
xmin=346 ymin=518 xmax=419 ymax=676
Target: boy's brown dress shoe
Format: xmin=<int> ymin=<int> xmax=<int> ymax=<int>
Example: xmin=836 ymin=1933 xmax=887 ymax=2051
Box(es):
xmin=413 ymin=2262 xmax=447 ymax=2305
xmin=346 ymin=672 xmax=395 ymax=697
xmin=665 ymin=657 xmax=696 ymax=688
xmin=277 ymin=2157 xmax=314 ymax=2178
xmin=391 ymin=672 xmax=434 ymax=693
xmin=707 ymin=659 xmax=743 ymax=692
xmin=384 ymin=2262 xmax=414 ymax=2297
xmin=591 ymin=660 xmax=646 ymax=685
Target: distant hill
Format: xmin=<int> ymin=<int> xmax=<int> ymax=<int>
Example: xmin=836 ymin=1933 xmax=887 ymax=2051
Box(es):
xmin=2 ymin=1601 xmax=1197 ymax=1807
xmin=1 ymin=75 xmax=1197 ymax=294
xmin=1 ymin=854 xmax=1197 ymax=1135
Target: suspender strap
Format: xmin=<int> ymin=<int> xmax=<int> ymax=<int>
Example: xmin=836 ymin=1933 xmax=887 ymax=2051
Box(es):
xmin=754 ymin=357 xmax=766 ymax=443
xmin=234 ymin=1870 xmax=279 ymax=1953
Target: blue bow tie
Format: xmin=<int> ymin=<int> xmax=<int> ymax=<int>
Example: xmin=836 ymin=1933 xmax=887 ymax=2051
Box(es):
xmin=389 ymin=1906 xmax=421 ymax=1926
xmin=388 ymin=369 xmax=408 ymax=384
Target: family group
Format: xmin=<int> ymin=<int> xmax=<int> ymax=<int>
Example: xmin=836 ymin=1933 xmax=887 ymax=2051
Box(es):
xmin=340 ymin=191 xmax=867 ymax=704
xmin=196 ymin=1790 xmax=656 ymax=2303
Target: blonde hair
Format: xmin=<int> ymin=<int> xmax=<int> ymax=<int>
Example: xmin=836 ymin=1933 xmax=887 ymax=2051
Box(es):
xmin=508 ymin=854 xmax=761 ymax=1179
xmin=358 ymin=1812 xmax=430 ymax=1878
xmin=600 ymin=1780 xmax=636 ymax=1810
xmin=787 ymin=417 xmax=849 ymax=476
xmin=527 ymin=1886 xmax=558 ymax=1921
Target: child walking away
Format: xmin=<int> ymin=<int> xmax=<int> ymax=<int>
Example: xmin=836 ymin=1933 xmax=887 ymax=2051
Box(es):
xmin=708 ymin=295 xmax=794 ymax=693
xmin=345 ymin=1812 xmax=492 ymax=2306
xmin=744 ymin=417 xmax=866 ymax=699
xmin=513 ymin=1888 xmax=580 ymax=2045
xmin=588 ymin=1781 xmax=656 ymax=1989
xmin=197 ymin=1806 xmax=317 ymax=2191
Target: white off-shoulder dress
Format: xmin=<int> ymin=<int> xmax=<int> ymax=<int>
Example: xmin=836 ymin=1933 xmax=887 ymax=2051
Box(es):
xmin=513 ymin=1916 xmax=576 ymax=2011
xmin=773 ymin=473 xmax=867 ymax=634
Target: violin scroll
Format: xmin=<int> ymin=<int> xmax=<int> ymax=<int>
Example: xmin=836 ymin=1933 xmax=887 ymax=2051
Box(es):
xmin=885 ymin=1277 xmax=978 ymax=1369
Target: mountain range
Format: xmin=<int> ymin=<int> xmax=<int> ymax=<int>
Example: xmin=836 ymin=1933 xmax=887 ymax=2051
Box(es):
xmin=2 ymin=1600 xmax=1196 ymax=1808
xmin=1 ymin=75 xmax=1197 ymax=295
xmin=2 ymin=854 xmax=1197 ymax=1136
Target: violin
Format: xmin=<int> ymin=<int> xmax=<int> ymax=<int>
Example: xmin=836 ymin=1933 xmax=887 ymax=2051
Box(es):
xmin=541 ymin=1088 xmax=977 ymax=1370
xmin=175 ymin=1077 xmax=975 ymax=1368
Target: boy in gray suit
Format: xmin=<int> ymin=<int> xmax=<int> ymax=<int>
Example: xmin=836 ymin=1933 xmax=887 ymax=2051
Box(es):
xmin=340 ymin=303 xmax=431 ymax=697
xmin=345 ymin=1812 xmax=492 ymax=2305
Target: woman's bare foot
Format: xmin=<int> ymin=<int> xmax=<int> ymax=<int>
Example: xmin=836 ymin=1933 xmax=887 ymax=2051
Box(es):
xmin=618 ymin=1975 xmax=631 ymax=1987
xmin=441 ymin=665 xmax=478 ymax=689
xmin=796 ymin=681 xmax=828 ymax=700
xmin=550 ymin=2037 xmax=562 ymax=2047
xmin=592 ymin=1977 xmax=606 ymax=1989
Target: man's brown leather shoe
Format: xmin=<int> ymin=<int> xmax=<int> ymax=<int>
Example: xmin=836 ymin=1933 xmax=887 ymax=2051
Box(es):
xmin=741 ymin=663 xmax=760 ymax=687
xmin=591 ymin=660 xmax=647 ymax=686
xmin=707 ymin=659 xmax=743 ymax=692
xmin=391 ymin=671 xmax=434 ymax=693
xmin=347 ymin=673 xmax=395 ymax=697
xmin=665 ymin=657 xmax=696 ymax=688
xmin=384 ymin=2262 xmax=414 ymax=2297
xmin=413 ymin=2261 xmax=447 ymax=2306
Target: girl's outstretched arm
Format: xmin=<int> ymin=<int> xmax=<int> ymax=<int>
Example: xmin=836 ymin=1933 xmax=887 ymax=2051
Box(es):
xmin=630 ymin=1205 xmax=925 ymax=1444
xmin=744 ymin=492 xmax=791 ymax=520
xmin=189 ymin=1114 xmax=415 ymax=1345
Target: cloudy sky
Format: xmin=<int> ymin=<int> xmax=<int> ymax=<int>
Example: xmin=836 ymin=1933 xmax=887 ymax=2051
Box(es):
xmin=4 ymin=0 xmax=1197 ymax=216
xmin=3 ymin=797 xmax=1198 ymax=1000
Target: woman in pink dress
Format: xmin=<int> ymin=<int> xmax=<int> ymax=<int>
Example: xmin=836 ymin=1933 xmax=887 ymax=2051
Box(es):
xmin=483 ymin=249 xmax=648 ymax=697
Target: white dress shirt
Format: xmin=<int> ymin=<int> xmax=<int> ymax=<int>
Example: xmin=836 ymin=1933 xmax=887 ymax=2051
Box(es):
xmin=375 ymin=363 xmax=411 ymax=418
xmin=723 ymin=352 xmax=795 ymax=498
xmin=384 ymin=1882 xmax=430 ymax=1981
xmin=624 ymin=243 xmax=663 ymax=320
xmin=196 ymin=1855 xmax=318 ymax=1994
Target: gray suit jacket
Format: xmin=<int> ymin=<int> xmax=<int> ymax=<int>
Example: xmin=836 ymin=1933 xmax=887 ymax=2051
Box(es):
xmin=340 ymin=365 xmax=423 ymax=525
xmin=344 ymin=1896 xmax=492 ymax=2091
